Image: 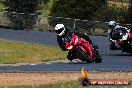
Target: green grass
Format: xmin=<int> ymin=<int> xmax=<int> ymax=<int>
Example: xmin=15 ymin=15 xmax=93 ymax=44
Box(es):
xmin=0 ymin=38 xmax=67 ymax=64
xmin=2 ymin=80 xmax=132 ymax=88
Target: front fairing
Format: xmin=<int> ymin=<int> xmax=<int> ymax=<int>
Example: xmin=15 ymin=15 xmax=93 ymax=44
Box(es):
xmin=65 ymin=33 xmax=84 ymax=50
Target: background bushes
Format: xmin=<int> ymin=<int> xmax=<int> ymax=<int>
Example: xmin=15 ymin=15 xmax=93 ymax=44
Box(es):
xmin=0 ymin=0 xmax=131 ymax=30
xmin=3 ymin=0 xmax=42 ymax=29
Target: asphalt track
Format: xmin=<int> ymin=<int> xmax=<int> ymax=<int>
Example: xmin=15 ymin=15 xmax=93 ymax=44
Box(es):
xmin=0 ymin=28 xmax=132 ymax=72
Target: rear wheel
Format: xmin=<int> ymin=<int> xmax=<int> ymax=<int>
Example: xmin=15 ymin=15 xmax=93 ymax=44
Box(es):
xmin=76 ymin=48 xmax=93 ymax=63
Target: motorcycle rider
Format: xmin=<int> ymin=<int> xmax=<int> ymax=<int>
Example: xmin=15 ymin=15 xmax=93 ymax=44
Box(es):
xmin=55 ymin=24 xmax=94 ymax=61
xmin=108 ymin=20 xmax=131 ymax=50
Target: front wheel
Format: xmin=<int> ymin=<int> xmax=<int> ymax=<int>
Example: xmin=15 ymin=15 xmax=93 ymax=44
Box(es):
xmin=76 ymin=48 xmax=93 ymax=63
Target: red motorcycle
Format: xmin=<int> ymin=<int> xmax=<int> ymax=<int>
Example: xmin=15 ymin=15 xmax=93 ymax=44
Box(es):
xmin=65 ymin=33 xmax=102 ymax=63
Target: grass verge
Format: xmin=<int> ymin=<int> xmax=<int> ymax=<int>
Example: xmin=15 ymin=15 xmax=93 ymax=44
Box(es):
xmin=3 ymin=80 xmax=132 ymax=88
xmin=0 ymin=38 xmax=67 ymax=64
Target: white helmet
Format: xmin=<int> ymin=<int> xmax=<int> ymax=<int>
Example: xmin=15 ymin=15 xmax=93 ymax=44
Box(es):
xmin=109 ymin=21 xmax=116 ymax=29
xmin=55 ymin=24 xmax=65 ymax=36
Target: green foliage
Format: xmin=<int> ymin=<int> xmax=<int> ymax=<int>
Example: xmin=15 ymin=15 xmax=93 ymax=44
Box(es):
xmin=48 ymin=0 xmax=106 ymax=30
xmin=4 ymin=0 xmax=39 ymax=13
xmin=50 ymin=0 xmax=106 ymax=20
xmin=93 ymin=4 xmax=132 ymax=25
xmin=0 ymin=2 xmax=4 ymax=12
xmin=41 ymin=0 xmax=50 ymax=4
xmin=3 ymin=0 xmax=43 ymax=29
xmin=94 ymin=5 xmax=127 ymax=21
xmin=128 ymin=5 xmax=132 ymax=24
xmin=37 ymin=0 xmax=52 ymax=16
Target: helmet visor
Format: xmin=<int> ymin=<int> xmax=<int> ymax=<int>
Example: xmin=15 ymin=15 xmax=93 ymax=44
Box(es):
xmin=55 ymin=27 xmax=64 ymax=34
xmin=109 ymin=25 xmax=114 ymax=29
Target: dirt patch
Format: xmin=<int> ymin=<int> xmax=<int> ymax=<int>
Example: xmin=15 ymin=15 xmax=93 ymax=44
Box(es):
xmin=0 ymin=72 xmax=80 ymax=86
xmin=0 ymin=72 xmax=132 ymax=86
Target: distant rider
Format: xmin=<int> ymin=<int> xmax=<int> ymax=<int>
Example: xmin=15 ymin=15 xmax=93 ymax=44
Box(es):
xmin=55 ymin=24 xmax=93 ymax=60
xmin=108 ymin=21 xmax=131 ymax=50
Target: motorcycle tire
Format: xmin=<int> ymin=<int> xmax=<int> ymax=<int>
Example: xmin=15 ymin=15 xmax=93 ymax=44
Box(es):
xmin=76 ymin=48 xmax=92 ymax=63
xmin=67 ymin=52 xmax=74 ymax=61
xmin=95 ymin=53 xmax=102 ymax=63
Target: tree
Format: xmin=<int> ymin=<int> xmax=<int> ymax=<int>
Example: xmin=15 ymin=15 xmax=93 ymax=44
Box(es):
xmin=50 ymin=0 xmax=106 ymax=20
xmin=128 ymin=2 xmax=132 ymax=24
xmin=127 ymin=2 xmax=132 ymax=29
xmin=48 ymin=0 xmax=106 ymax=30
xmin=3 ymin=0 xmax=41 ymax=29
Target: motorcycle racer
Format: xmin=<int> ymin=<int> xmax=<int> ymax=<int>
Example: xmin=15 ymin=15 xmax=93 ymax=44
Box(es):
xmin=108 ymin=21 xmax=131 ymax=50
xmin=55 ymin=24 xmax=94 ymax=61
